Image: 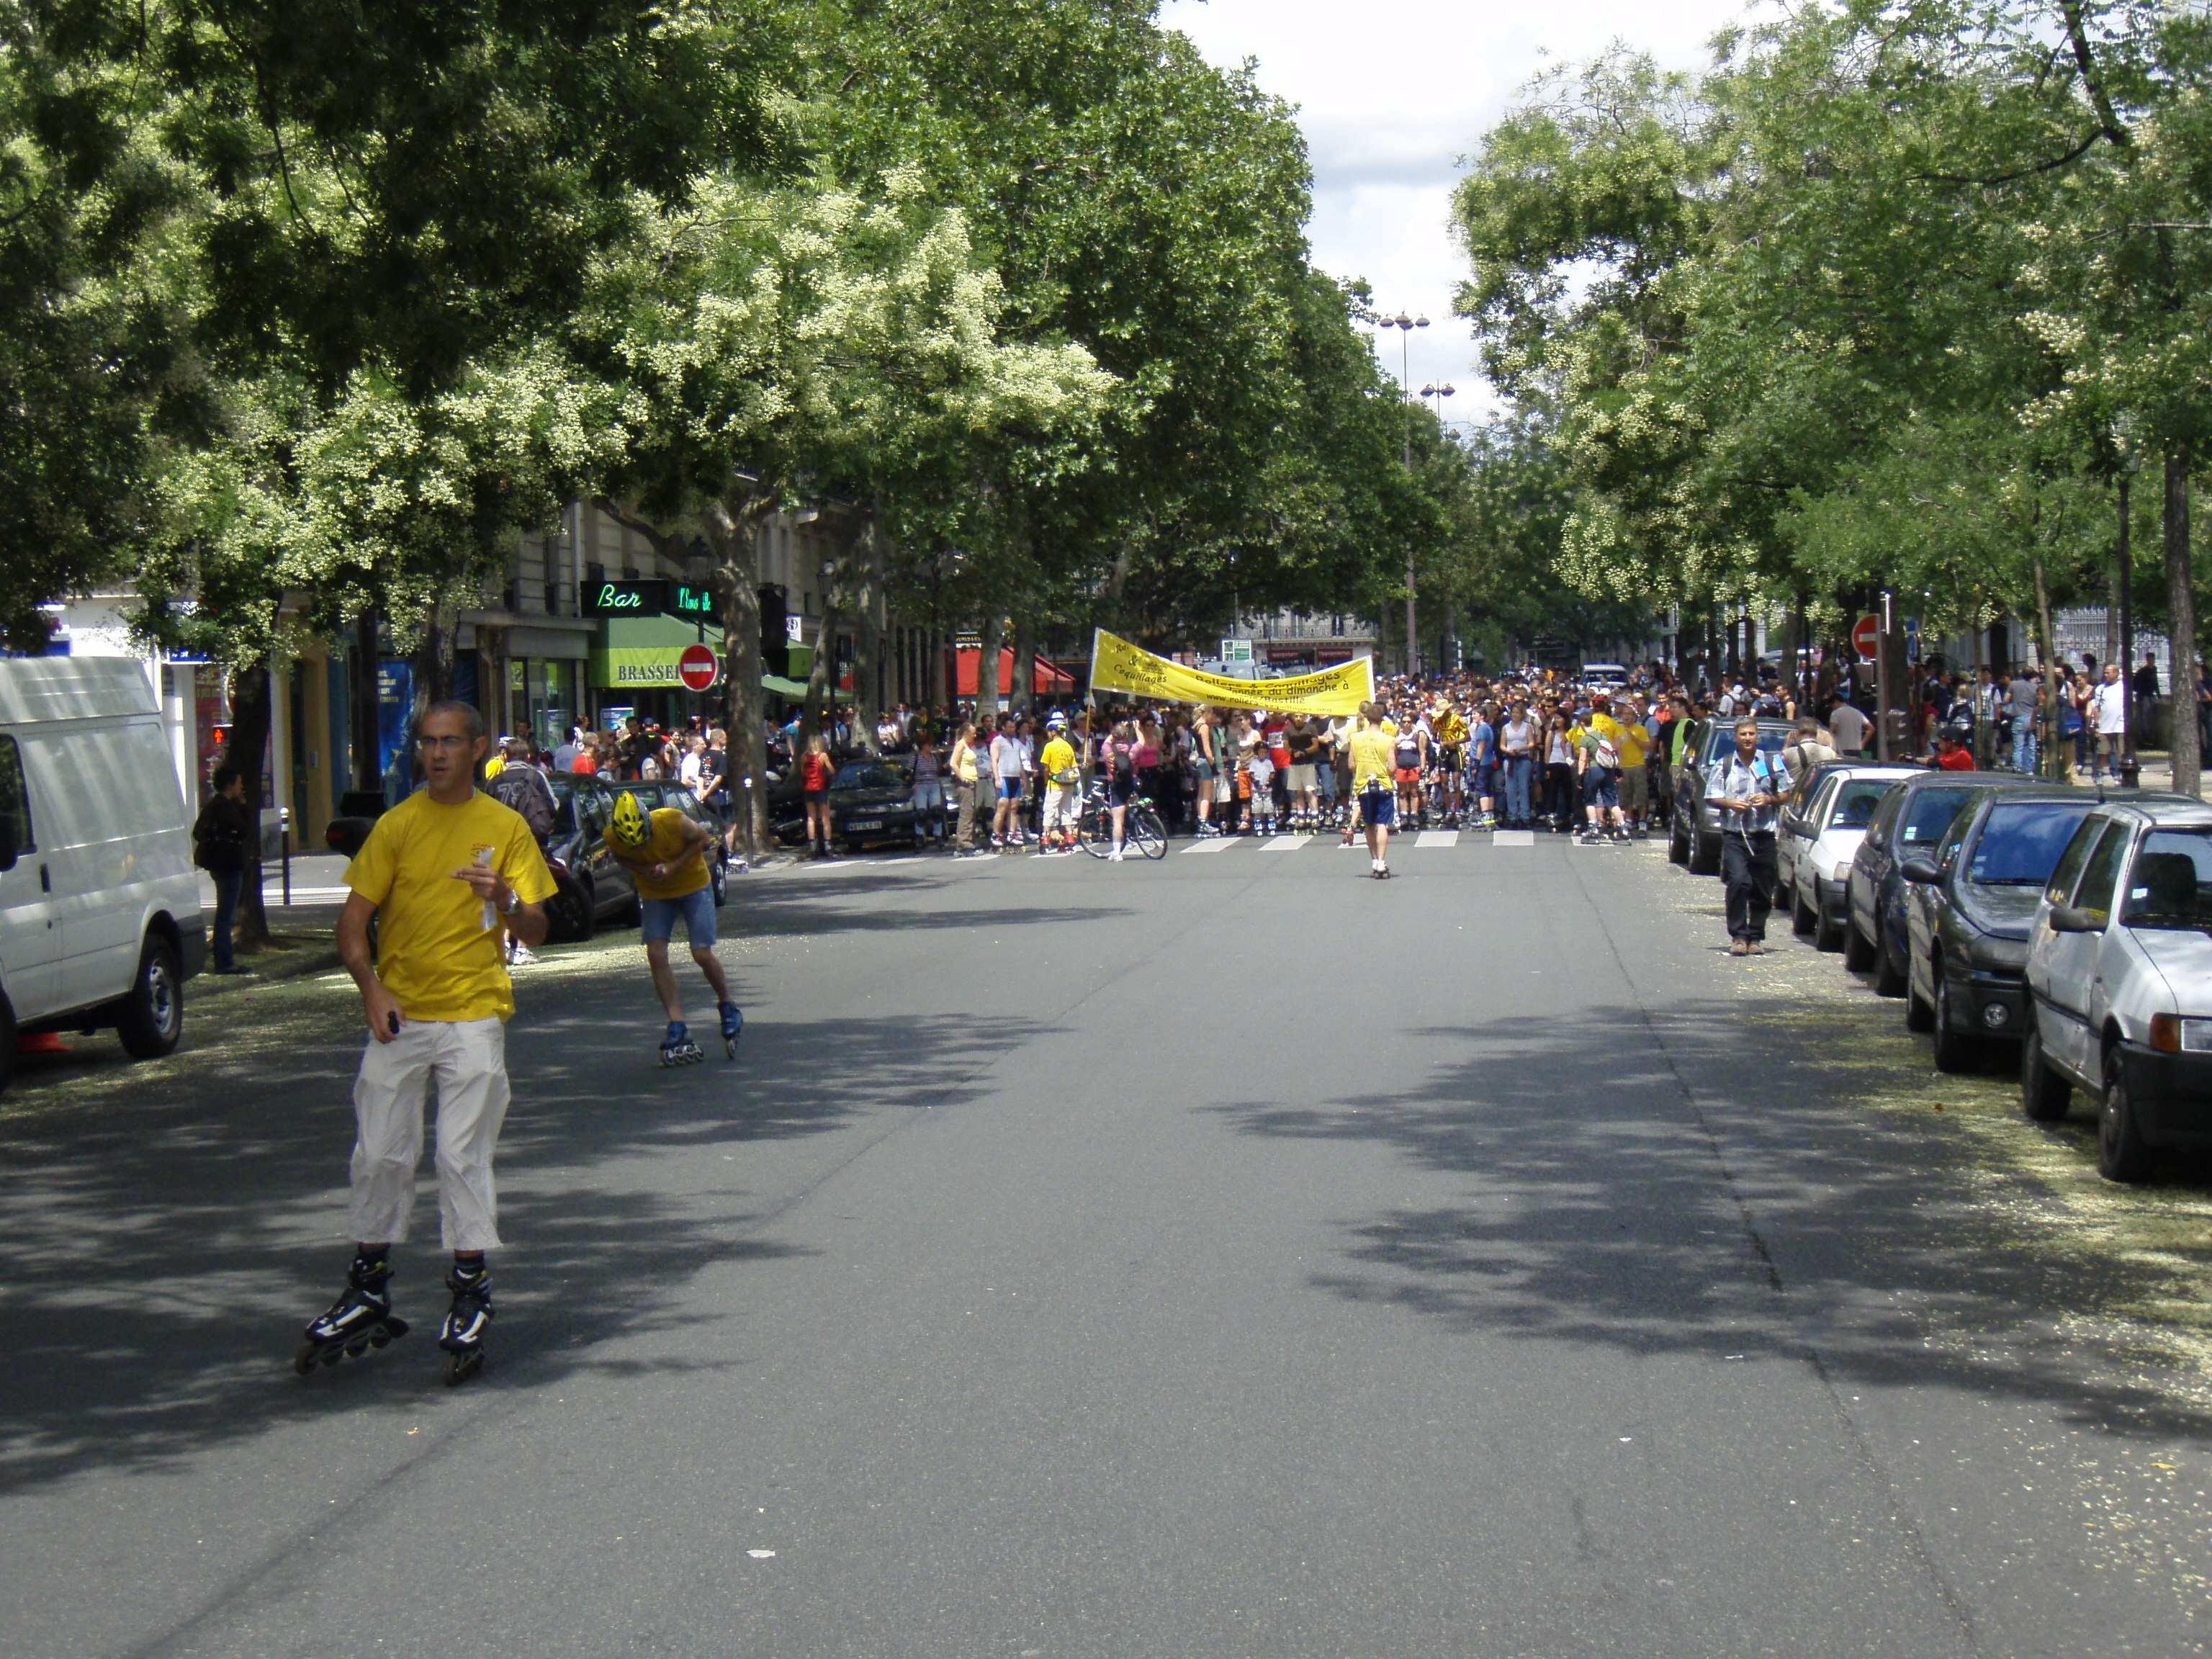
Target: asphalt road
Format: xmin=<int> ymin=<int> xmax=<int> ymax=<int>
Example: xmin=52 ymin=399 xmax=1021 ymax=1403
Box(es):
xmin=4 ymin=832 xmax=2211 ymax=1658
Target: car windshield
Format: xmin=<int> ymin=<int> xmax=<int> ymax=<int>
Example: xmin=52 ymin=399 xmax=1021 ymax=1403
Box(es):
xmin=1968 ymin=801 xmax=2095 ymax=886
xmin=540 ymin=775 xmax=582 ymax=833
xmin=1706 ymin=728 xmax=1787 ymax=763
xmin=1899 ymin=785 xmax=1978 ymax=845
xmin=834 ymin=762 xmax=910 ymax=791
xmin=2123 ymin=830 xmax=2212 ymax=930
xmin=1827 ymin=779 xmax=1894 ymax=830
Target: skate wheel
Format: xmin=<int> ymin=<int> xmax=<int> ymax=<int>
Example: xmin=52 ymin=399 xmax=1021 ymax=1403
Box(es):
xmin=344 ymin=1341 xmax=368 ymax=1358
xmin=444 ymin=1349 xmax=483 ymax=1387
xmin=383 ymin=1316 xmax=409 ymax=1340
xmin=292 ymin=1343 xmax=321 ymax=1376
xmin=368 ymin=1331 xmax=391 ymax=1349
xmin=319 ymin=1349 xmax=343 ymax=1367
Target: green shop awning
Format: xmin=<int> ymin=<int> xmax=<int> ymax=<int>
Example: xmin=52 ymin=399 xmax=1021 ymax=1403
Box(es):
xmin=762 ymin=674 xmax=809 ymax=698
xmin=590 ymin=614 xmax=724 ymax=691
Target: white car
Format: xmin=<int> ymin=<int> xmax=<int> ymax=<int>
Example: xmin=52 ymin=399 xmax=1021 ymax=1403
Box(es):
xmin=1784 ymin=765 xmax=1920 ymax=951
xmin=1579 ymin=662 xmax=1629 ymax=690
xmin=2022 ymin=796 xmax=2212 ymax=1180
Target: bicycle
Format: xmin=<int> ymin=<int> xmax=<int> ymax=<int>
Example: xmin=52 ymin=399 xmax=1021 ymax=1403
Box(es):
xmin=1076 ymin=775 xmax=1166 ymax=859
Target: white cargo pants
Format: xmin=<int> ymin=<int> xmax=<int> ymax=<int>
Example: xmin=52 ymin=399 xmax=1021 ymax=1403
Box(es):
xmin=347 ymin=1017 xmax=511 ymax=1252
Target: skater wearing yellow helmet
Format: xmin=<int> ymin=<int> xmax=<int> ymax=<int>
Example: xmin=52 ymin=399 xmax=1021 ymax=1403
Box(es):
xmin=603 ymin=790 xmax=743 ymax=1065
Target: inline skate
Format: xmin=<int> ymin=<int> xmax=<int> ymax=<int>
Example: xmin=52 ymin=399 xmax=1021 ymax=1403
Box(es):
xmin=294 ymin=1249 xmax=408 ymax=1374
xmin=720 ymin=1001 xmax=745 ymax=1058
xmin=438 ymin=1259 xmax=493 ymax=1386
xmin=661 ymin=1020 xmax=705 ymax=1066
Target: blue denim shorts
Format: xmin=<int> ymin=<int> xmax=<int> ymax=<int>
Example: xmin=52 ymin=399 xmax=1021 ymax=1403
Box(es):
xmin=641 ymin=886 xmax=718 ymax=947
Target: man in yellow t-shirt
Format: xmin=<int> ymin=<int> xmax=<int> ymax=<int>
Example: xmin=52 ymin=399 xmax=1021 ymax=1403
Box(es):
xmin=1348 ymin=701 xmax=1400 ymax=878
xmin=303 ymin=701 xmax=554 ymax=1383
xmin=1036 ymin=713 xmax=1080 ymax=853
xmin=1573 ymin=692 xmax=1637 ymax=845
xmin=602 ymin=791 xmax=740 ymax=1064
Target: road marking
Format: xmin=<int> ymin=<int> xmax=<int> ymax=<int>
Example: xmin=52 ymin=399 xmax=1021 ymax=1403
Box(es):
xmin=1491 ymin=830 xmax=1536 ymax=847
xmin=1413 ymin=830 xmax=1460 ymax=849
xmin=1260 ymin=835 xmax=1306 ymax=852
xmin=1181 ymin=837 xmax=1236 ymax=854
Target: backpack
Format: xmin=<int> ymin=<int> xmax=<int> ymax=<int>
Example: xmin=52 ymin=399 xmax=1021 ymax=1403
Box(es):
xmin=1588 ymin=724 xmax=1621 ymax=769
xmin=489 ymin=766 xmax=555 ymax=840
xmin=1754 ymin=691 xmax=1784 ymax=716
xmin=1111 ymin=740 xmax=1134 ymax=780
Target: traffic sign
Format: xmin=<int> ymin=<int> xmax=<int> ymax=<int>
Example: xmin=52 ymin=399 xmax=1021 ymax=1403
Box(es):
xmin=1220 ymin=638 xmax=1252 ymax=664
xmin=678 ymin=644 xmax=720 ymax=691
xmin=1852 ymin=613 xmax=1881 ymax=661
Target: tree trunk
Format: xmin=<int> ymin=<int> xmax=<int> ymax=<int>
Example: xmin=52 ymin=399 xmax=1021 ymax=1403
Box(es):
xmin=350 ymin=611 xmax=382 ymax=800
xmin=975 ymin=611 xmax=1004 ymax=724
xmin=228 ymin=660 xmax=274 ymax=949
xmin=2165 ymin=446 xmax=2199 ymax=796
xmin=410 ymin=590 xmax=457 ymax=740
xmin=711 ymin=489 xmax=775 ymax=860
xmin=850 ymin=511 xmax=885 ymax=755
xmin=2118 ymin=475 xmax=2135 ymax=763
xmin=1010 ymin=616 xmax=1037 ymax=715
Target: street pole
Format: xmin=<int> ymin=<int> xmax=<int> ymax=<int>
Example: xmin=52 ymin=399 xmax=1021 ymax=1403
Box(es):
xmin=2118 ymin=471 xmax=2139 ymax=786
xmin=1378 ymin=310 xmax=1428 ymax=678
xmin=1876 ymin=590 xmax=1893 ymax=763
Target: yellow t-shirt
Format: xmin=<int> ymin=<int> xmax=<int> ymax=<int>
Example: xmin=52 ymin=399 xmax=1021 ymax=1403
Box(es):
xmin=1040 ymin=736 xmax=1076 ymax=781
xmin=1583 ymin=712 xmax=1647 ymax=769
xmin=606 ymin=806 xmax=711 ymax=901
xmin=346 ymin=790 xmax=556 ymax=1023
xmin=481 ymin=755 xmax=506 ymax=781
xmin=1434 ymin=712 xmax=1469 ymax=746
xmin=1350 ymin=725 xmax=1397 ymax=792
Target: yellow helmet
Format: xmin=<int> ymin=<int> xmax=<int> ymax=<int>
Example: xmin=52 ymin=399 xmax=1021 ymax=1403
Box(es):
xmin=608 ymin=790 xmax=649 ymax=848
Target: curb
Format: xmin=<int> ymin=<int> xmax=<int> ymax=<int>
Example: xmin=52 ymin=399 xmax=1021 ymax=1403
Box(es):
xmin=197 ymin=945 xmax=345 ymax=998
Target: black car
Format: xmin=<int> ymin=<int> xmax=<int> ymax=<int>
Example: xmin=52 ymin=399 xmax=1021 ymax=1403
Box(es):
xmin=1901 ymin=788 xmax=2110 ymax=1071
xmin=828 ymin=758 xmax=922 ymax=851
xmin=541 ymin=774 xmax=638 ymax=941
xmin=1668 ymin=718 xmax=1794 ymax=874
xmin=1843 ymin=773 xmax=2020 ymax=998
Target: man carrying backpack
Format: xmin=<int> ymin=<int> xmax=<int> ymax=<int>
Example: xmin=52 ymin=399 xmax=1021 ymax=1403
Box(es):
xmin=1707 ymin=718 xmax=1788 ymax=956
xmin=485 ymin=745 xmax=559 ymax=967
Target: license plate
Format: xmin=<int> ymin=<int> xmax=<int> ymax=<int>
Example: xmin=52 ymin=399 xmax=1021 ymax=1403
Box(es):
xmin=848 ymin=819 xmax=882 ymax=832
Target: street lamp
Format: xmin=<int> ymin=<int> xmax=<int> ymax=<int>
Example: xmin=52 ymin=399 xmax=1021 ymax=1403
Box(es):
xmin=1375 ymin=312 xmax=1429 ymax=675
xmin=1421 ymin=386 xmax=1456 ymax=672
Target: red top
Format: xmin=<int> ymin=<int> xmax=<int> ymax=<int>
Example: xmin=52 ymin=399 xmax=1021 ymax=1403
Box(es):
xmin=1937 ymin=746 xmax=1977 ymax=770
xmin=801 ymin=752 xmax=835 ymax=790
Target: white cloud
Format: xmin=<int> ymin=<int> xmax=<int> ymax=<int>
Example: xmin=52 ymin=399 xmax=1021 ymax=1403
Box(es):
xmin=1159 ymin=0 xmax=1753 ymax=413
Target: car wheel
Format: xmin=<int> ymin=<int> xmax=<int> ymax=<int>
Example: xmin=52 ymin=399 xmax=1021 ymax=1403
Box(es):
xmin=0 ymin=987 xmax=17 ymax=1096
xmin=1668 ymin=816 xmax=1689 ymax=864
xmin=114 ymin=934 xmax=184 ymax=1060
xmin=1791 ymin=884 xmax=1816 ymax=935
xmin=2098 ymin=1048 xmax=2155 ymax=1182
xmin=1813 ymin=896 xmax=1845 ymax=953
xmin=1930 ymin=974 xmax=1982 ymax=1072
xmin=1843 ymin=914 xmax=1876 ymax=971
xmin=2020 ymin=1025 xmax=2072 ymax=1122
xmin=1689 ymin=821 xmax=1720 ymax=876
xmin=548 ymin=876 xmax=594 ymax=943
xmin=1905 ymin=960 xmax=1936 ymax=1033
xmin=1872 ymin=922 xmax=1907 ymax=997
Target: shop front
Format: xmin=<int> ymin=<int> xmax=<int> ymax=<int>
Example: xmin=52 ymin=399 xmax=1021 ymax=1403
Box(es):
xmin=589 ymin=615 xmax=729 ymax=729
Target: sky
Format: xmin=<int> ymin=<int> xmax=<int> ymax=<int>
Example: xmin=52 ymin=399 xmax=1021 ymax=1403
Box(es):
xmin=1156 ymin=0 xmax=1755 ymax=420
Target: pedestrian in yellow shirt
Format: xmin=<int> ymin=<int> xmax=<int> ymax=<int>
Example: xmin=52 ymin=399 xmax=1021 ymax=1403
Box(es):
xmin=602 ymin=791 xmax=742 ymax=1065
xmin=301 ymin=700 xmax=556 ymax=1385
xmin=1037 ymin=714 xmax=1080 ymax=853
xmin=1349 ymin=701 xmax=1399 ymax=878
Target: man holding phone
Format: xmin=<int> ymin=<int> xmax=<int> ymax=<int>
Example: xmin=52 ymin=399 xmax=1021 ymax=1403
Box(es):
xmin=297 ymin=700 xmax=555 ymax=1385
xmin=1707 ymin=716 xmax=1786 ymax=957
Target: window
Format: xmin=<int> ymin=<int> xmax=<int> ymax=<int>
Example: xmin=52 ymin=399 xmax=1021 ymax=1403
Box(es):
xmin=1827 ymin=779 xmax=1895 ymax=831
xmin=0 ymin=736 xmax=33 ymax=853
xmin=1900 ymin=786 xmax=1977 ymax=846
xmin=2121 ymin=829 xmax=2212 ymax=930
xmin=2044 ymin=814 xmax=2111 ymax=906
xmin=1863 ymin=786 xmax=1905 ymax=849
xmin=1967 ymin=801 xmax=2096 ymax=888
xmin=2071 ymin=823 xmax=2130 ymax=925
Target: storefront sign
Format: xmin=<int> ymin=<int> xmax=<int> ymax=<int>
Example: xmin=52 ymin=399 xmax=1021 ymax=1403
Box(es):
xmin=671 ymin=583 xmax=716 ymax=619
xmin=585 ymin=579 xmax=667 ymax=616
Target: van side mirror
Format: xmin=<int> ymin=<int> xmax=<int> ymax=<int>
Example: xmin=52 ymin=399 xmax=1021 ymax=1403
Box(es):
xmin=1900 ymin=855 xmax=1942 ymax=885
xmin=0 ymin=817 xmax=18 ymax=872
xmin=2049 ymin=904 xmax=2104 ymax=935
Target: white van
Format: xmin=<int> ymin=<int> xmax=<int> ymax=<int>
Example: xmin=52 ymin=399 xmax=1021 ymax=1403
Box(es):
xmin=0 ymin=658 xmax=203 ymax=1089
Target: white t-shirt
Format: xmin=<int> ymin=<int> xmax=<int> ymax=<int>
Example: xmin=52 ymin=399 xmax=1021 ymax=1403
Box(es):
xmin=2092 ymin=680 xmax=2128 ymax=734
xmin=1828 ymin=702 xmax=1869 ymax=752
xmin=990 ymin=733 xmax=1020 ymax=779
xmin=678 ymin=750 xmax=703 ymax=787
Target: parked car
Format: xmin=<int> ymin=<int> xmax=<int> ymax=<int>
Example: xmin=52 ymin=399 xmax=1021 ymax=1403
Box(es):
xmin=1900 ymin=788 xmax=2114 ymax=1072
xmin=1784 ymin=765 xmax=1921 ymax=951
xmin=1668 ymin=718 xmax=1794 ymax=874
xmin=323 ymin=789 xmax=388 ymax=860
xmin=828 ymin=758 xmax=922 ymax=850
xmin=0 ymin=658 xmax=202 ymax=1091
xmin=1772 ymin=757 xmax=1861 ymax=909
xmin=2023 ymin=796 xmax=2212 ymax=1180
xmin=613 ymin=778 xmax=729 ymax=908
xmin=1580 ymin=662 xmax=1629 ymax=690
xmin=541 ymin=774 xmax=638 ymax=941
xmin=1843 ymin=772 xmax=2020 ymax=997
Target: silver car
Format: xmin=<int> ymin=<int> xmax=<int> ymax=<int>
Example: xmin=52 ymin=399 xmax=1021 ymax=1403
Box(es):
xmin=2022 ymin=796 xmax=2212 ymax=1181
xmin=1784 ymin=765 xmax=1920 ymax=952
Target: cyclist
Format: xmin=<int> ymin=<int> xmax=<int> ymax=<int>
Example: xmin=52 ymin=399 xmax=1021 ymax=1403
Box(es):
xmin=1102 ymin=719 xmax=1140 ymax=860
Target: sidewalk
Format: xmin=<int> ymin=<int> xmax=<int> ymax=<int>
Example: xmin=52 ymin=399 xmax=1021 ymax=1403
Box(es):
xmin=194 ymin=853 xmax=350 ymax=994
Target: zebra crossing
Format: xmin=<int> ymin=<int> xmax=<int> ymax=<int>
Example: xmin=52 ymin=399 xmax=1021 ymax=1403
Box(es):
xmin=1176 ymin=827 xmax=1545 ymax=856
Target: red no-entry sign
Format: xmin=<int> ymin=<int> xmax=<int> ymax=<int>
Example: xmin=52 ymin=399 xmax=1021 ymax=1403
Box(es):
xmin=1852 ymin=613 xmax=1881 ymax=662
xmin=678 ymin=644 xmax=720 ymax=691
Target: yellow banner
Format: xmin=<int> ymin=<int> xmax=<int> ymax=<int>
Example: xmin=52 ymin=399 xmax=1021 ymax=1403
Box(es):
xmin=1087 ymin=629 xmax=1375 ymax=717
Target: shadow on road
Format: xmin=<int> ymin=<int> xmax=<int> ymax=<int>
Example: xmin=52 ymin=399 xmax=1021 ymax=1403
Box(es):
xmin=0 ymin=1004 xmax=1035 ymax=1495
xmin=1211 ymin=994 xmax=2212 ymax=1444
